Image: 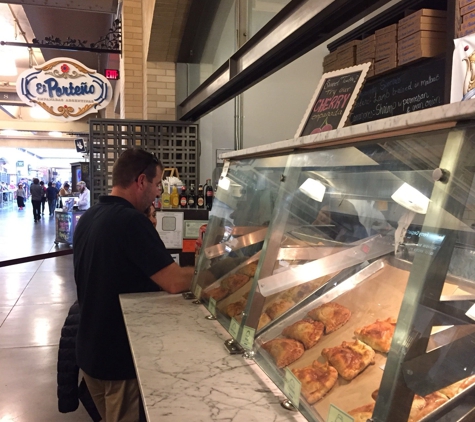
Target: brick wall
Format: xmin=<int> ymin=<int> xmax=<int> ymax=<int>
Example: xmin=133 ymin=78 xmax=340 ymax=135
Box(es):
xmin=147 ymin=62 xmax=176 ymax=120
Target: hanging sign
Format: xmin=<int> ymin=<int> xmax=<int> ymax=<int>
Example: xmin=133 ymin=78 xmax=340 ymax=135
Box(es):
xmin=296 ymin=63 xmax=370 ymax=137
xmin=16 ymin=57 xmax=112 ymax=121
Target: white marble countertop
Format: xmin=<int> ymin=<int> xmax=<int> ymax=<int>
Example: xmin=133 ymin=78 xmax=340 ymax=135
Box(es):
xmin=120 ymin=292 xmax=306 ymax=422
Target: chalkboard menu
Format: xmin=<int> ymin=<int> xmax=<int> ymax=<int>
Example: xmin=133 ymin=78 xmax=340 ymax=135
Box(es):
xmin=350 ymin=58 xmax=446 ymax=125
xmin=297 ymin=63 xmax=370 ymax=137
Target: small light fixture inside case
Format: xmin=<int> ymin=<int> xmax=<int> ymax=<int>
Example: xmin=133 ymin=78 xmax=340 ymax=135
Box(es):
xmin=391 ymin=183 xmax=430 ymax=214
xmin=299 ymin=178 xmax=326 ymax=202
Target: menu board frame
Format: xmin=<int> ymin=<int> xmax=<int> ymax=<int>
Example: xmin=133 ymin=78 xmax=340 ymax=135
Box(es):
xmin=296 ymin=62 xmax=371 ymax=137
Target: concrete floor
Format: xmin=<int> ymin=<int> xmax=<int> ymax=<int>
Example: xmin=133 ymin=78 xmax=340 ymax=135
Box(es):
xmin=0 ymin=199 xmax=91 ymax=421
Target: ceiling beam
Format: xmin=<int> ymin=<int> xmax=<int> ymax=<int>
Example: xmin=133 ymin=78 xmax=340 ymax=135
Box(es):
xmin=0 ymin=0 xmax=118 ymax=14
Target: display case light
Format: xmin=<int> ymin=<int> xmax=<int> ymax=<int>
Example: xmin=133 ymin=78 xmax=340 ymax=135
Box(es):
xmin=391 ymin=183 xmax=430 ymax=214
xmin=299 ymin=178 xmax=326 ymax=202
xmin=218 ymin=176 xmax=231 ymax=191
xmin=48 ymin=131 xmax=63 ymax=137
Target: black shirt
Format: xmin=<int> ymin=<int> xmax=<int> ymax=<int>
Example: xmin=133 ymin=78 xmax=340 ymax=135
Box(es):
xmin=73 ymin=195 xmax=174 ymax=380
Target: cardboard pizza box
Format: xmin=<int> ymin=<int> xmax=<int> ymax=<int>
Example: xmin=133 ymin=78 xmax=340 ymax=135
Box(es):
xmin=460 ymin=0 xmax=475 ymax=9
xmin=462 ymin=2 xmax=475 ymax=16
xmin=357 ymin=42 xmax=376 ymax=58
xmin=336 ymin=39 xmax=361 ymax=52
xmin=459 ymin=26 xmax=475 ymax=37
xmin=337 ymin=46 xmax=356 ymax=62
xmin=463 ymin=10 xmax=475 ymax=22
xmin=375 ymin=56 xmax=398 ymax=75
xmin=398 ymin=43 xmax=446 ymax=66
xmin=376 ymin=30 xmax=398 ymax=46
xmin=323 ymin=50 xmax=338 ymax=65
xmin=461 ymin=16 xmax=475 ymax=32
xmin=398 ymin=31 xmax=447 ymax=51
xmin=398 ymin=16 xmax=447 ymax=40
xmin=375 ymin=23 xmax=398 ymax=37
xmin=375 ymin=42 xmax=397 ymax=61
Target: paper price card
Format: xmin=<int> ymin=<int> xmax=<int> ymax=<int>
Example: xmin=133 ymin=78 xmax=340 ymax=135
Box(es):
xmin=221 ymin=161 xmax=230 ymax=177
xmin=465 ymin=304 xmax=475 ymax=321
xmin=194 ymin=284 xmax=202 ymax=300
xmin=229 ymin=318 xmax=240 ymax=339
xmin=208 ymin=298 xmax=216 ymax=316
xmin=241 ymin=326 xmax=255 ymax=350
xmin=284 ymin=368 xmax=301 ymax=408
xmin=327 ymin=404 xmax=354 ymax=422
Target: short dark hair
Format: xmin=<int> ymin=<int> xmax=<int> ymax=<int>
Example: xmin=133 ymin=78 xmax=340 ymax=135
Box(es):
xmin=112 ymin=148 xmax=163 ymax=188
xmin=48 ymin=182 xmax=53 ymax=187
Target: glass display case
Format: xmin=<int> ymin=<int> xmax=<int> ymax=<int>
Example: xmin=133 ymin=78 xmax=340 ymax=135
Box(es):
xmin=193 ymin=106 xmax=475 ymax=421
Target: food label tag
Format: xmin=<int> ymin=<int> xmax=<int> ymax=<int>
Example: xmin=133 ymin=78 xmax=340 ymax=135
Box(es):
xmin=284 ymin=368 xmax=301 ymax=408
xmin=194 ymin=284 xmax=202 ymax=300
xmin=229 ymin=318 xmax=240 ymax=339
xmin=221 ymin=161 xmax=230 ymax=177
xmin=465 ymin=304 xmax=475 ymax=321
xmin=241 ymin=325 xmax=255 ymax=350
xmin=327 ymin=404 xmax=354 ymax=422
xmin=208 ymin=298 xmax=216 ymax=316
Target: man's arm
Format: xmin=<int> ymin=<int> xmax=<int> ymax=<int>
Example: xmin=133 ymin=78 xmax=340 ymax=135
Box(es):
xmin=150 ymin=263 xmax=194 ymax=294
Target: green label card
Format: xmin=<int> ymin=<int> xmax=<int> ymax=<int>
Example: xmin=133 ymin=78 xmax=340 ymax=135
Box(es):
xmin=241 ymin=325 xmax=255 ymax=350
xmin=208 ymin=298 xmax=216 ymax=316
xmin=284 ymin=368 xmax=301 ymax=408
xmin=194 ymin=284 xmax=202 ymax=300
xmin=327 ymin=404 xmax=354 ymax=422
xmin=229 ymin=318 xmax=240 ymax=339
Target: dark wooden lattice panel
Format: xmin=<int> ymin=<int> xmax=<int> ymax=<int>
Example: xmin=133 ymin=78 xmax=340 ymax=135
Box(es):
xmin=89 ymin=120 xmax=199 ymax=204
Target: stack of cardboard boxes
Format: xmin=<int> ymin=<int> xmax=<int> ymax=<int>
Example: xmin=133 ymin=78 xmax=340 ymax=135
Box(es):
xmin=322 ymin=8 xmax=447 ymax=76
xmin=398 ymin=9 xmax=447 ymax=66
xmin=375 ymin=24 xmax=398 ymax=75
xmin=356 ymin=35 xmax=376 ymax=77
xmin=460 ymin=0 xmax=475 ymax=37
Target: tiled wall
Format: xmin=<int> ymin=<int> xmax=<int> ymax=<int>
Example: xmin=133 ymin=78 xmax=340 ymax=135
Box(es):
xmin=147 ymin=62 xmax=176 ymax=120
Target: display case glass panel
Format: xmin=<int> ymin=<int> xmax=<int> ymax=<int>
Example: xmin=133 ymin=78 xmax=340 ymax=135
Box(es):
xmin=245 ymin=124 xmax=475 ymax=422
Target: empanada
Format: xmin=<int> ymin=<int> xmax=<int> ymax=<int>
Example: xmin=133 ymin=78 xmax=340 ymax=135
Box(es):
xmin=202 ymin=286 xmax=229 ymax=301
xmin=221 ymin=273 xmax=250 ymax=293
xmin=307 ymin=302 xmax=351 ymax=334
xmin=266 ymin=299 xmax=295 ymax=320
xmin=282 ymin=319 xmax=324 ymax=350
xmin=354 ymin=317 xmax=397 ymax=353
xmin=292 ymin=361 xmax=338 ymax=404
xmin=262 ymin=338 xmax=304 ymax=368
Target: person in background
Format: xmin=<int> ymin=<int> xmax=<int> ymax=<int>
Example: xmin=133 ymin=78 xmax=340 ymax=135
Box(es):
xmin=39 ymin=181 xmax=47 ymax=215
xmin=46 ymin=182 xmax=59 ymax=216
xmin=16 ymin=183 xmax=26 ymax=210
xmin=76 ymin=181 xmax=90 ymax=211
xmin=145 ymin=204 xmax=157 ymax=227
xmin=58 ymin=182 xmax=71 ymax=209
xmin=73 ymin=148 xmax=193 ymax=422
xmin=30 ymin=178 xmax=43 ymax=222
xmin=56 ymin=180 xmax=62 ymax=191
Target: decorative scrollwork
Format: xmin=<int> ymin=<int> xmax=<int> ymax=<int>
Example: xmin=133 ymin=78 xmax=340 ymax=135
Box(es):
xmin=32 ymin=19 xmax=121 ymax=53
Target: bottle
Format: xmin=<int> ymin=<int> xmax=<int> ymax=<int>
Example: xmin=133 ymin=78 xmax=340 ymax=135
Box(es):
xmin=170 ymin=184 xmax=179 ymax=208
xmin=205 ymin=178 xmax=213 ymax=210
xmin=197 ymin=184 xmax=205 ymax=209
xmin=154 ymin=195 xmax=160 ymax=210
xmin=179 ymin=186 xmax=187 ymax=208
xmin=162 ymin=182 xmax=170 ymax=209
xmin=187 ymin=184 xmax=196 ymax=208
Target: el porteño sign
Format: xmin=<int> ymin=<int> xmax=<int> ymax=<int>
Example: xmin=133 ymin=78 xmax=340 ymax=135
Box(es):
xmin=16 ymin=57 xmax=112 ymax=121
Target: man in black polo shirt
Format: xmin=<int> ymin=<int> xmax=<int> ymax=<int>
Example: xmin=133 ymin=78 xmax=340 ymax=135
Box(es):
xmin=73 ymin=148 xmax=193 ymax=422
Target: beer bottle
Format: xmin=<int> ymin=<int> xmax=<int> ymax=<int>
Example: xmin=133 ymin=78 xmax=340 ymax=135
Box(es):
xmin=205 ymin=178 xmax=213 ymax=210
xmin=179 ymin=186 xmax=187 ymax=208
xmin=170 ymin=184 xmax=179 ymax=208
xmin=197 ymin=184 xmax=205 ymax=209
xmin=187 ymin=184 xmax=196 ymax=208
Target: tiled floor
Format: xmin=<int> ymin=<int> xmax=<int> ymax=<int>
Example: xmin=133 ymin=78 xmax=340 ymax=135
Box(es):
xmin=0 ymin=200 xmax=91 ymax=421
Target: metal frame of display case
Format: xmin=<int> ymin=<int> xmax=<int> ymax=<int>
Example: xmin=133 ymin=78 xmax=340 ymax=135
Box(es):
xmin=210 ymin=101 xmax=475 ymax=422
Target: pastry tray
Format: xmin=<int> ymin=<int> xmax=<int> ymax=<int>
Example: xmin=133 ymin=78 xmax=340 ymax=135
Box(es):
xmin=254 ymin=257 xmax=475 ymax=421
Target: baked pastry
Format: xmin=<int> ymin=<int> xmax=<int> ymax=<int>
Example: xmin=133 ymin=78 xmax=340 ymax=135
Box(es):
xmin=307 ymin=302 xmax=351 ymax=334
xmin=261 ymin=338 xmax=304 ymax=368
xmin=354 ymin=317 xmax=397 ymax=353
xmin=282 ymin=319 xmax=324 ymax=350
xmin=322 ymin=339 xmax=375 ymax=380
xmin=413 ymin=392 xmax=447 ymax=420
xmin=266 ymin=299 xmax=295 ymax=320
xmin=237 ymin=261 xmax=258 ymax=277
xmin=221 ymin=273 xmax=250 ymax=293
xmin=202 ymin=285 xmax=229 ymax=301
xmin=292 ymin=361 xmax=338 ymax=404
xmin=372 ymin=389 xmax=425 ymax=420
xmin=225 ymin=299 xmax=246 ymax=318
xmin=458 ymin=374 xmax=475 ymax=393
xmin=348 ymin=403 xmax=374 ymax=422
xmin=258 ymin=312 xmax=271 ymax=330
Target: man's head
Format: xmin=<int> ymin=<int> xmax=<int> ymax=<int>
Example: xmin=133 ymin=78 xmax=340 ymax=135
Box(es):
xmin=77 ymin=181 xmax=87 ymax=193
xmin=111 ymin=148 xmax=163 ymax=211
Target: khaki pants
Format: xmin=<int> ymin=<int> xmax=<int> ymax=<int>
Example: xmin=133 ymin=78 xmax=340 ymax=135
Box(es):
xmin=83 ymin=372 xmax=144 ymax=422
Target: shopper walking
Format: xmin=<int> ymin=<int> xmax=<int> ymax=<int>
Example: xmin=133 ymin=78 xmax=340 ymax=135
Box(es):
xmin=74 ymin=148 xmax=193 ymax=422
xmin=46 ymin=182 xmax=59 ymax=216
xmin=76 ymin=181 xmax=90 ymax=211
xmin=40 ymin=181 xmax=47 ymax=215
xmin=16 ymin=183 xmax=26 ymax=210
xmin=30 ymin=178 xmax=43 ymax=222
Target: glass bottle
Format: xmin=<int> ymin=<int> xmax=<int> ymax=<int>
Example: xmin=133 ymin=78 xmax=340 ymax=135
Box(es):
xmin=197 ymin=184 xmax=205 ymax=209
xmin=187 ymin=184 xmax=196 ymax=208
xmin=205 ymin=178 xmax=213 ymax=210
xmin=162 ymin=182 xmax=171 ymax=209
xmin=170 ymin=184 xmax=179 ymax=208
xmin=179 ymin=186 xmax=187 ymax=208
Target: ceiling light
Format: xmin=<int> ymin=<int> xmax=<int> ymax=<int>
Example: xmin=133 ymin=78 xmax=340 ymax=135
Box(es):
xmin=0 ymin=54 xmax=17 ymax=76
xmin=1 ymin=129 xmax=20 ymax=136
xmin=299 ymin=178 xmax=326 ymax=202
xmin=48 ymin=131 xmax=63 ymax=137
xmin=391 ymin=183 xmax=430 ymax=214
xmin=30 ymin=107 xmax=50 ymax=120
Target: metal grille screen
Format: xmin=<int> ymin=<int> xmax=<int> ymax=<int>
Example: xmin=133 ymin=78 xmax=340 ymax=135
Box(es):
xmin=89 ymin=119 xmax=199 ymax=204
